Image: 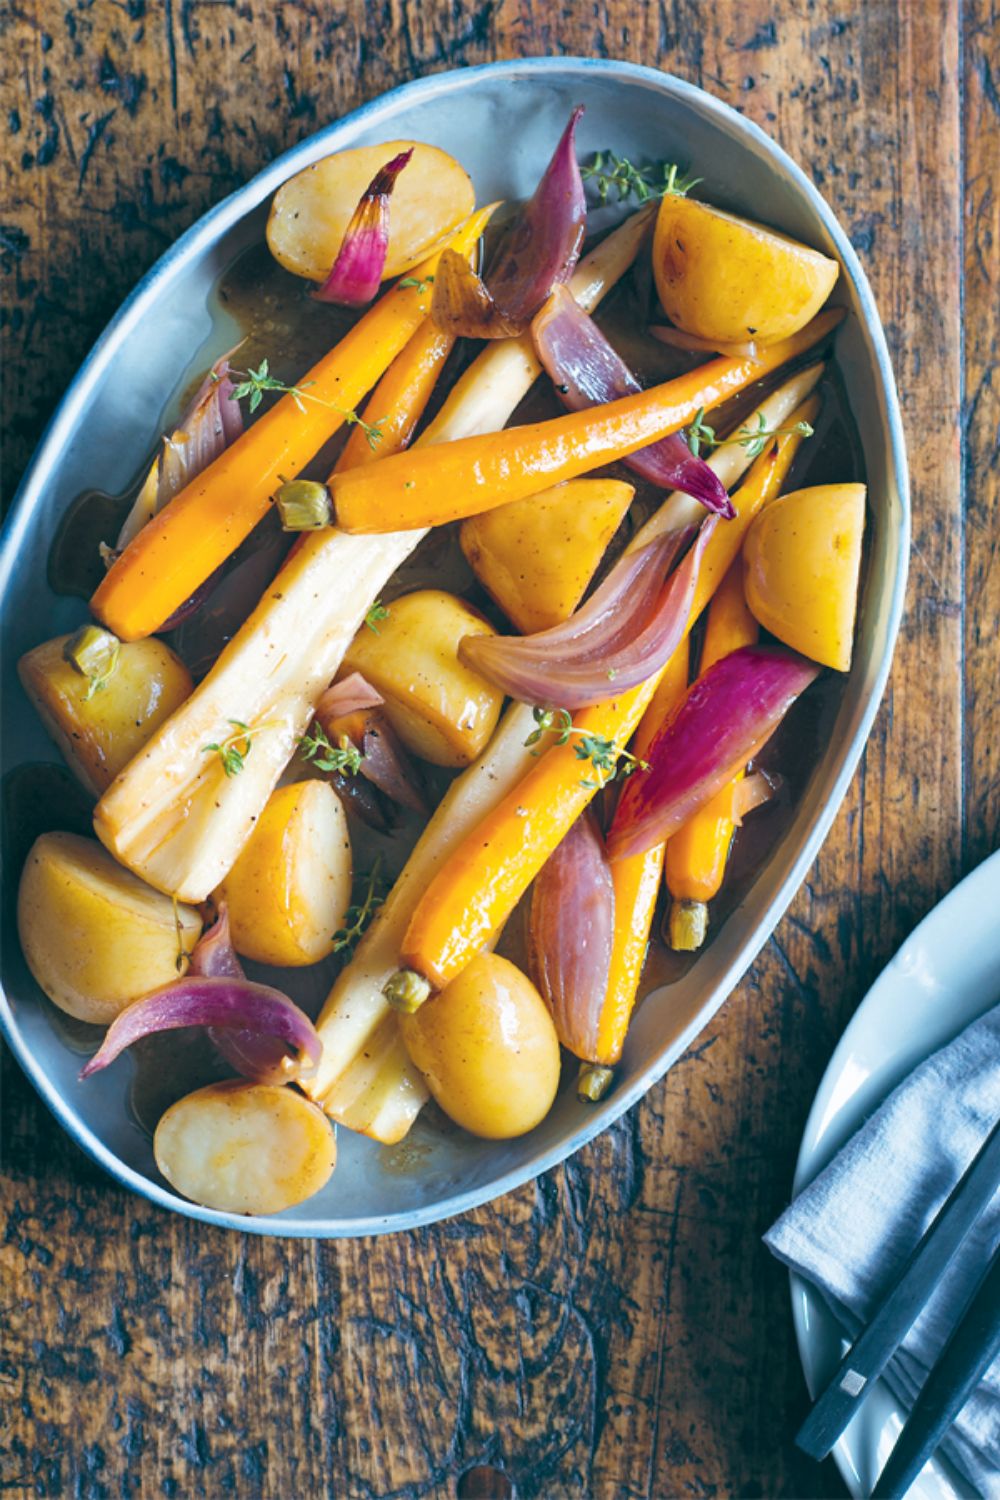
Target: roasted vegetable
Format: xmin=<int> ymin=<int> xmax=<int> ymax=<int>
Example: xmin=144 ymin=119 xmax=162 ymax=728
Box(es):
xmin=399 ymin=953 xmax=560 ymax=1139
xmin=17 ymin=832 xmax=201 ymax=1024
xmin=665 ymin=560 xmax=759 ymax=950
xmin=93 ymin=212 xmax=648 ymax=908
xmin=742 ymin=483 xmax=866 ymax=671
xmin=267 ymin=141 xmax=475 ymax=284
xmin=154 ymin=1081 xmax=337 ymax=1215
xmin=342 ymin=590 xmax=504 ymax=768
xmin=652 ymin=194 xmax=839 ymax=346
xmin=92 ymin=315 xmax=458 ymax=902
xmin=18 ymin=634 xmax=193 ymax=798
xmin=459 ymin=478 xmax=634 ymax=633
xmin=332 ymin=309 xmax=843 ymax=533
xmin=213 ymin=781 xmax=352 ymax=967
xmin=91 ymin=206 xmax=493 ymax=642
xmin=306 ymin=371 xmax=826 ymax=1138
xmin=397 ymin=404 xmax=818 ymax=992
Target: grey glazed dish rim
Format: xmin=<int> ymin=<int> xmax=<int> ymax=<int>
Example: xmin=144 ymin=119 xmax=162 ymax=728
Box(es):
xmin=0 ymin=56 xmax=909 ymax=1238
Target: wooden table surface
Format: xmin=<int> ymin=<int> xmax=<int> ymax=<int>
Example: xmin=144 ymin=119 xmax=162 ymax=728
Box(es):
xmin=2 ymin=1 xmax=997 ymax=1495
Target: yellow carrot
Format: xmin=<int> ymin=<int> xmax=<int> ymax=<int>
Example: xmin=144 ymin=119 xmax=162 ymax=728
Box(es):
xmin=333 ymin=309 xmax=842 ymax=534
xmin=592 ymin=638 xmax=690 ymax=1066
xmin=91 ymin=207 xmax=494 ymax=641
xmin=398 ymin=399 xmax=820 ymax=991
xmin=665 ymin=560 xmax=760 ymax=950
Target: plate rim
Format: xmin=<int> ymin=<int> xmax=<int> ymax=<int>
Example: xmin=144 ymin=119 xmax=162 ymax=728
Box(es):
xmin=0 ymin=55 xmax=911 ymax=1238
xmin=788 ymin=846 xmax=1000 ymax=1497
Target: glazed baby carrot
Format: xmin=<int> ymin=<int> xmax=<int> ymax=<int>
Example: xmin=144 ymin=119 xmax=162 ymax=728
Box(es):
xmin=91 ymin=206 xmax=494 ymax=641
xmin=333 ymin=307 xmax=842 ymax=534
xmin=337 ymin=321 xmax=455 ymax=470
xmin=665 ymin=560 xmax=759 ymax=950
xmin=591 ymin=638 xmax=690 ymax=1068
xmin=397 ymin=397 xmax=820 ymax=992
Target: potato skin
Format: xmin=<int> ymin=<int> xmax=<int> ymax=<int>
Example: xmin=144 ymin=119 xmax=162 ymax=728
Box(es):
xmin=342 ymin=590 xmax=504 ymax=768
xmin=267 ymin=140 xmax=474 ymax=284
xmin=400 ymin=953 xmax=561 ymax=1139
xmin=743 ymin=483 xmax=866 ymax=672
xmin=17 ymin=831 xmax=202 ymax=1024
xmin=18 ymin=634 xmax=193 ymax=797
xmin=154 ymin=1081 xmax=337 ymax=1215
xmin=653 ymin=195 xmax=839 ymax=346
xmin=214 ymin=781 xmax=352 ymax=967
xmin=460 ymin=479 xmax=634 ymax=634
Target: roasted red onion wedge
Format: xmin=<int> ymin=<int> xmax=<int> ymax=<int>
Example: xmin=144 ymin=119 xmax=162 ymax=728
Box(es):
xmin=188 ymin=905 xmax=296 ymax=1083
xmin=315 ymin=671 xmax=384 ymax=721
xmin=607 ymin=646 xmax=820 ymax=861
xmin=78 ymin=975 xmax=322 ymax=1084
xmin=529 ymin=808 xmax=615 ymax=1061
xmin=532 ymin=285 xmax=734 ymax=516
xmin=316 ymin=683 xmax=428 ymax=815
xmin=432 ymin=106 xmax=586 ymax=338
xmin=459 ymin=517 xmax=715 ymax=709
xmin=312 ymin=149 xmax=413 ymax=306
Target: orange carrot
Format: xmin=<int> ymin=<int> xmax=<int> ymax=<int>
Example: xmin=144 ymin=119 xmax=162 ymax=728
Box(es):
xmin=336 ymin=321 xmax=455 ymax=471
xmin=592 ymin=638 xmax=690 ymax=1066
xmin=665 ymin=560 xmax=760 ymax=950
xmin=399 ymin=399 xmax=819 ymax=991
xmin=91 ymin=207 xmax=494 ymax=641
xmin=333 ymin=309 xmax=842 ymax=534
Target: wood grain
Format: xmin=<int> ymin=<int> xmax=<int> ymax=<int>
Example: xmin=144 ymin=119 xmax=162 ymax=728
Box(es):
xmin=0 ymin=1 xmax=987 ymax=1496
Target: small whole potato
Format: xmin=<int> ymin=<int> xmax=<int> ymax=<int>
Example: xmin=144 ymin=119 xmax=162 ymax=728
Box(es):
xmin=653 ymin=194 xmax=839 ymax=347
xmin=342 ymin=590 xmax=504 ymax=768
xmin=18 ymin=634 xmax=193 ymax=797
xmin=17 ymin=831 xmax=202 ymax=1025
xmin=400 ymin=953 xmax=561 ymax=1139
xmin=154 ymin=1081 xmax=337 ymax=1215
xmin=214 ymin=781 xmax=352 ymax=967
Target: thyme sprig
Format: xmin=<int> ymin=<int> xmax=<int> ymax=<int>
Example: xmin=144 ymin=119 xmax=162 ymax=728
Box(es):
xmin=299 ymin=724 xmax=364 ymax=776
xmin=582 ymin=150 xmax=701 ymax=207
xmin=227 ymin=359 xmax=385 ymax=450
xmin=686 ymin=406 xmax=815 ymax=460
xmin=364 ymin=599 xmax=390 ymax=633
xmin=524 ymin=706 xmax=649 ymax=788
xmin=332 ymin=856 xmax=388 ymax=956
xmin=203 ymin=719 xmax=255 ymax=778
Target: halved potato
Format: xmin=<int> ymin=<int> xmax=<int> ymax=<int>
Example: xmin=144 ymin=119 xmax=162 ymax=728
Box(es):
xmin=17 ymin=831 xmax=202 ymax=1024
xmin=653 ymin=195 xmax=839 ymax=346
xmin=460 ymin=478 xmax=635 ymax=634
xmin=342 ymin=590 xmax=504 ymax=768
xmin=154 ymin=1081 xmax=337 ymax=1215
xmin=267 ymin=140 xmax=475 ymax=284
xmin=213 ymin=781 xmax=352 ymax=967
xmin=18 ymin=634 xmax=193 ymax=798
xmin=743 ymin=483 xmax=866 ymax=671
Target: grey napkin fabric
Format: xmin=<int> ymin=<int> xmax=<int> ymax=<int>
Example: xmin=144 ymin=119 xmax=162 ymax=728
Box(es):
xmin=765 ymin=1002 xmax=1000 ymax=1497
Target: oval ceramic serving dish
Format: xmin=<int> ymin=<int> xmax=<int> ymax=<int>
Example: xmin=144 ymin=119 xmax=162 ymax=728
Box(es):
xmin=0 ymin=57 xmax=909 ymax=1237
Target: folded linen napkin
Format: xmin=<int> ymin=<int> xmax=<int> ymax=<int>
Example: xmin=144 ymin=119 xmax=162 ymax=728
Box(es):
xmin=765 ymin=1001 xmax=1000 ymax=1497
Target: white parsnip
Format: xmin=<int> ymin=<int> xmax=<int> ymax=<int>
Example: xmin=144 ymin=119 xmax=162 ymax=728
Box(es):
xmin=94 ymin=210 xmax=653 ymax=903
